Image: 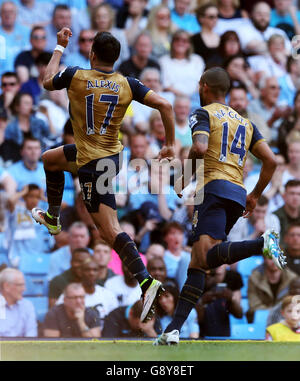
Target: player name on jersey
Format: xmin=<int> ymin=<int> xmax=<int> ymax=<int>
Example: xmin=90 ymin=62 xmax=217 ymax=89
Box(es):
xmin=213 ymin=108 xmax=249 ymax=127
xmin=86 ymin=79 xmax=120 ymax=93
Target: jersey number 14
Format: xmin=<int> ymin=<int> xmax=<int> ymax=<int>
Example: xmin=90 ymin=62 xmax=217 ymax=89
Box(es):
xmin=219 ymin=122 xmax=246 ymax=166
xmin=85 ymin=93 xmax=119 ymax=135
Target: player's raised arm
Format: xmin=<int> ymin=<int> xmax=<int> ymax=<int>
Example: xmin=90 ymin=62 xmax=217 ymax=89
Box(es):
xmin=243 ymin=141 xmax=277 ymax=217
xmin=43 ymin=27 xmax=72 ymax=91
xmin=142 ymin=92 xmax=175 ymax=161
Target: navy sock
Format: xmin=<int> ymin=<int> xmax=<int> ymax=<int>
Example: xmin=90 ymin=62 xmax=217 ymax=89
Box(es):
xmin=206 ymin=237 xmax=264 ymax=269
xmin=165 ymin=268 xmax=205 ymax=333
xmin=113 ymin=232 xmax=150 ymax=287
xmin=45 ymin=169 xmax=64 ymax=217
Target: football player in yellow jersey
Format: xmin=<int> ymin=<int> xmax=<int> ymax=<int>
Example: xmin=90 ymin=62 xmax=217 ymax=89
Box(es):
xmin=31 ymin=28 xmax=176 ymax=323
xmin=154 ymin=67 xmax=287 ymax=345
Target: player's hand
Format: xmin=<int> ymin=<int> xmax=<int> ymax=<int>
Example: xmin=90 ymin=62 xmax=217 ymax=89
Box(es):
xmin=174 ymin=175 xmax=184 ymax=198
xmin=57 ymin=27 xmax=72 ymax=48
xmin=157 ymin=145 xmax=175 ymax=162
xmin=243 ymin=192 xmax=259 ymax=218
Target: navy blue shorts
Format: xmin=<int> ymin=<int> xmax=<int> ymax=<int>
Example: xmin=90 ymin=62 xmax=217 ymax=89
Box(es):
xmin=78 ymin=153 xmax=121 ymax=213
xmin=191 ymin=193 xmax=244 ymax=243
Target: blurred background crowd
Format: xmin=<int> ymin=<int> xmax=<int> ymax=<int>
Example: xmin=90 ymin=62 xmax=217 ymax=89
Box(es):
xmin=0 ymin=0 xmax=300 ymax=341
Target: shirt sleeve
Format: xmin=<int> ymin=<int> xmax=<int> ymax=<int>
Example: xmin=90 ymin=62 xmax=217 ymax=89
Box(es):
xmin=249 ymin=122 xmax=265 ymax=152
xmin=189 ymin=108 xmax=210 ymax=137
xmin=52 ymin=66 xmax=80 ymax=90
xmin=24 ymin=300 xmax=38 ymax=337
xmin=126 ymin=77 xmax=152 ymax=103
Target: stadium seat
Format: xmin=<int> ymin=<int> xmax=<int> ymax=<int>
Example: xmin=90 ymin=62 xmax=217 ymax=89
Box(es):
xmin=0 ymin=253 xmax=9 ymax=266
xmin=25 ymin=296 xmax=48 ymax=323
xmin=253 ymin=309 xmax=269 ymax=331
xmin=19 ymin=253 xmax=50 ymax=296
xmin=230 ymin=323 xmax=266 ymax=340
xmin=237 ymin=256 xmax=263 ymax=278
xmin=229 ymin=313 xmax=247 ymax=326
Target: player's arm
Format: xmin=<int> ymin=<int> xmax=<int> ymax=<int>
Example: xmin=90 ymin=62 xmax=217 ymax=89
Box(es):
xmin=43 ymin=27 xmax=72 ymax=90
xmin=143 ymin=91 xmax=175 ymax=160
xmin=243 ymin=141 xmax=277 ymax=217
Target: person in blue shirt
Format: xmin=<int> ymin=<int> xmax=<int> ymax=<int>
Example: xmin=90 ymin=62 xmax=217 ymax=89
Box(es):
xmin=157 ymin=281 xmax=199 ymax=339
xmin=171 ymin=0 xmax=200 ymax=34
xmin=63 ymin=29 xmax=93 ymax=69
xmin=270 ymin=0 xmax=300 ymax=39
xmin=0 ymin=1 xmax=31 ymax=76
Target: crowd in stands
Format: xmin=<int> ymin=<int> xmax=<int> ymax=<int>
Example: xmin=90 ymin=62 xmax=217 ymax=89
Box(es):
xmin=0 ymin=0 xmax=300 ymax=341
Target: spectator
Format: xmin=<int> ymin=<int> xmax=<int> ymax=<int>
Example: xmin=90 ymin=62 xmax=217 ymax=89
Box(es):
xmin=248 ymin=34 xmax=288 ymax=81
xmin=196 ymin=264 xmax=243 ymax=337
xmin=145 ymin=5 xmax=177 ymax=59
xmin=0 ymin=72 xmax=21 ymax=117
xmin=63 ymin=29 xmax=94 ymax=69
xmin=270 ymin=0 xmax=300 ymax=38
xmin=92 ymin=241 xmax=116 ymax=286
xmin=5 ymin=93 xmax=50 ymax=150
xmin=214 ymin=30 xmax=243 ymax=67
xmin=14 ymin=26 xmax=49 ymax=84
xmin=0 ymin=268 xmax=37 ymax=337
xmin=247 ymin=257 xmax=298 ymax=322
xmin=191 ymin=3 xmax=220 ymax=67
xmin=43 ymin=283 xmax=101 ymax=338
xmin=267 ymin=277 xmax=300 ymax=326
xmin=76 ymin=258 xmax=118 ymax=327
xmin=162 ymin=221 xmax=190 ymax=280
xmin=223 ymin=54 xmax=259 ymax=99
xmin=118 ymin=32 xmax=160 ymax=79
xmin=17 ymin=0 xmax=54 ymax=30
xmin=102 ymin=299 xmax=159 ymax=338
xmin=157 ymin=281 xmax=199 ymax=339
xmin=6 ymin=137 xmax=46 ymax=195
xmin=266 ymin=295 xmax=300 ymax=341
xmin=146 ymin=257 xmax=168 ymax=284
xmin=159 ymin=29 xmax=205 ymax=99
xmin=45 ymin=4 xmax=76 ymax=55
xmin=174 ymin=95 xmax=192 ymax=148
xmin=237 ymin=1 xmax=291 ymax=55
xmin=170 ymin=0 xmax=200 ymax=34
xmin=283 ymin=223 xmax=300 ymax=276
xmin=48 ymin=247 xmax=91 ymax=308
xmin=19 ymin=52 xmax=52 ymax=106
xmin=0 ymin=1 xmax=31 ymax=76
xmin=129 ymin=68 xmax=175 ymax=133
xmin=228 ymin=85 xmax=271 ymax=142
xmin=277 ymin=91 xmax=300 ymax=159
xmin=91 ymin=3 xmax=130 ymax=70
xmin=48 ymin=221 xmax=91 ymax=280
xmin=248 ymin=75 xmax=291 ymax=144
xmin=217 ymin=0 xmax=248 ymax=20
xmin=281 ymin=140 xmax=300 ymax=182
xmin=145 ymin=243 xmax=165 ymax=262
xmin=104 ymin=263 xmax=142 ymax=307
xmin=274 ymin=180 xmax=300 ymax=245
xmin=278 ymin=56 xmax=300 ymax=108
xmin=0 ymin=107 xmax=21 ymax=168
xmin=7 ymin=184 xmax=54 ymax=268
xmin=120 ymin=0 xmax=149 ymax=47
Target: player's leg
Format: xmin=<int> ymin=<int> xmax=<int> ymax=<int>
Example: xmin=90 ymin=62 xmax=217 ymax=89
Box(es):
xmin=32 ymin=144 xmax=77 ymax=234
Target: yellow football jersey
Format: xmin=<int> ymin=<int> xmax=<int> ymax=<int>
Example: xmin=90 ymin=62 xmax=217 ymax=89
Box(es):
xmin=267 ymin=322 xmax=300 ymax=341
xmin=189 ymin=103 xmax=265 ymax=206
xmin=52 ymin=67 xmax=152 ymax=168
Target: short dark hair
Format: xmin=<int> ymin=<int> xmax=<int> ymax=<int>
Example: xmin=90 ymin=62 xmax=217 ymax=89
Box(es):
xmin=30 ymin=25 xmax=45 ymax=39
xmin=53 ymin=4 xmax=69 ymax=17
xmin=21 ymin=136 xmax=41 ymax=149
xmin=285 ymin=179 xmax=300 ymax=190
xmin=257 ymin=195 xmax=269 ymax=206
xmin=1 ymin=72 xmax=19 ymax=81
xmin=10 ymin=92 xmax=33 ymax=116
xmin=27 ymin=183 xmax=40 ymax=192
xmin=200 ymin=67 xmax=231 ymax=96
xmin=92 ymin=32 xmax=120 ymax=65
xmin=35 ymin=52 xmax=52 ymax=66
xmin=286 ymin=222 xmax=300 ymax=233
xmin=71 ymin=247 xmax=91 ymax=259
xmin=162 ymin=221 xmax=184 ymax=237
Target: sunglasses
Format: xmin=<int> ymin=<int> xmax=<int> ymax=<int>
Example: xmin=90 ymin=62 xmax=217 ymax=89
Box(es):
xmin=32 ymin=35 xmax=46 ymax=40
xmin=2 ymin=82 xmax=17 ymax=87
xmin=79 ymin=38 xmax=94 ymax=43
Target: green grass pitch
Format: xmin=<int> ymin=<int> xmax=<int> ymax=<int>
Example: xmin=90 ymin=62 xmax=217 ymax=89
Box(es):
xmin=0 ymin=340 xmax=299 ymax=361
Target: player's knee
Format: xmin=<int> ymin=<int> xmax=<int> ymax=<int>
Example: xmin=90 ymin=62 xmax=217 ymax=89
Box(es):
xmin=42 ymin=150 xmax=57 ymax=170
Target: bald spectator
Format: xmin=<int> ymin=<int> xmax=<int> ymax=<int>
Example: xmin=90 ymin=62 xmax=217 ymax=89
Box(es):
xmin=0 ymin=1 xmax=31 ymax=76
xmin=48 ymin=221 xmax=91 ymax=280
xmin=0 ymin=268 xmax=37 ymax=337
xmin=43 ymin=283 xmax=101 ymax=338
xmin=248 ymin=76 xmax=291 ymax=143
